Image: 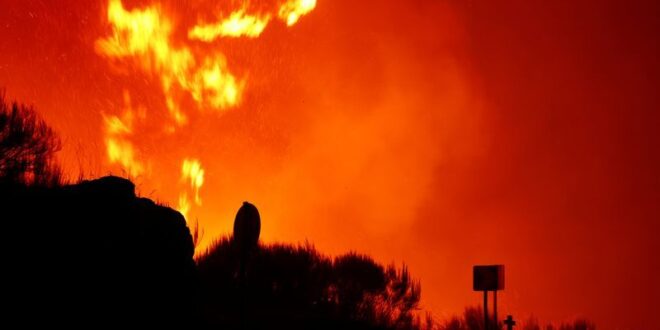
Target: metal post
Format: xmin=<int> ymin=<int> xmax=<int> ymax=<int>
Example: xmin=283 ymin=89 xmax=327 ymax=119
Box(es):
xmin=494 ymin=290 xmax=498 ymax=329
xmin=483 ymin=290 xmax=489 ymax=330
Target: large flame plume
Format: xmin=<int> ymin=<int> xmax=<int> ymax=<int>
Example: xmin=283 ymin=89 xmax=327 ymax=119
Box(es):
xmin=95 ymin=0 xmax=316 ymax=220
xmin=95 ymin=0 xmax=242 ymax=126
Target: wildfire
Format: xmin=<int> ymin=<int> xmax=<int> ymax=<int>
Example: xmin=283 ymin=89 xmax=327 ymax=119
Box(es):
xmin=95 ymin=0 xmax=243 ymax=125
xmin=95 ymin=0 xmax=316 ymax=219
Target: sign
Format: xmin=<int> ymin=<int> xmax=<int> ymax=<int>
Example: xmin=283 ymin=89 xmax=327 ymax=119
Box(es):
xmin=473 ymin=265 xmax=504 ymax=291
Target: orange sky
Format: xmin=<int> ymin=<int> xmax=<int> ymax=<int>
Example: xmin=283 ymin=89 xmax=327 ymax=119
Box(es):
xmin=1 ymin=1 xmax=659 ymax=329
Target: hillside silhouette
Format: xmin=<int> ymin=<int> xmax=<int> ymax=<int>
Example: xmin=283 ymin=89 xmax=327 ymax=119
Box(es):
xmin=1 ymin=176 xmax=198 ymax=327
xmin=0 ymin=175 xmax=428 ymax=329
xmin=0 ymin=172 xmax=430 ymax=329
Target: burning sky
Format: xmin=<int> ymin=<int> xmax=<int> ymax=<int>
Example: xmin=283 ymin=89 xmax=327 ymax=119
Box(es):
xmin=1 ymin=1 xmax=659 ymax=329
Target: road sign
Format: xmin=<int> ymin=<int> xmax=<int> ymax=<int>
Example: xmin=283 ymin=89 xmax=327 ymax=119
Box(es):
xmin=473 ymin=265 xmax=504 ymax=291
xmin=473 ymin=265 xmax=505 ymax=330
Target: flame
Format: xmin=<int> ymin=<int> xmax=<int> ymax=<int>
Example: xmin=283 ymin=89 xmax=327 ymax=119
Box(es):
xmin=178 ymin=159 xmax=205 ymax=221
xmin=95 ymin=0 xmax=316 ymax=220
xmin=181 ymin=158 xmax=205 ymax=205
xmin=279 ymin=0 xmax=317 ymax=26
xmin=95 ymin=0 xmax=316 ymax=123
xmin=103 ymin=90 xmax=145 ymax=177
xmin=188 ymin=0 xmax=317 ymax=43
xmin=188 ymin=10 xmax=270 ymax=40
xmin=178 ymin=192 xmax=191 ymax=221
xmin=95 ymin=0 xmax=243 ymax=125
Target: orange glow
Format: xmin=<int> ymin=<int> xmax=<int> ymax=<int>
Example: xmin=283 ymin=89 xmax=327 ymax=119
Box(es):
xmin=2 ymin=1 xmax=659 ymax=330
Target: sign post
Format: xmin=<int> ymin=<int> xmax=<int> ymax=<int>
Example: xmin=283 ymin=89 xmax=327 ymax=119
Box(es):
xmin=473 ymin=265 xmax=505 ymax=330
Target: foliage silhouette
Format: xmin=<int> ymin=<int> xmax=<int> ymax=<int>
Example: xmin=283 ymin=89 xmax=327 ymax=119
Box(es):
xmin=440 ymin=306 xmax=486 ymax=330
xmin=439 ymin=308 xmax=595 ymax=330
xmin=0 ymin=173 xmax=598 ymax=329
xmin=0 ymin=92 xmax=61 ymax=186
xmin=196 ymin=236 xmax=425 ymax=330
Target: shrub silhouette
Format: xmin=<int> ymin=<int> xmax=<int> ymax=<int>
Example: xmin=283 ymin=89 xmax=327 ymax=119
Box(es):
xmin=197 ymin=237 xmax=423 ymax=330
xmin=440 ymin=306 xmax=485 ymax=330
xmin=0 ymin=92 xmax=61 ymax=186
xmin=556 ymin=319 xmax=596 ymax=330
xmin=439 ymin=308 xmax=596 ymax=330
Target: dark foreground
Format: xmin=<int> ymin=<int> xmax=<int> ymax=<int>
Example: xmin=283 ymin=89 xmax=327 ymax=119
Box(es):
xmin=0 ymin=176 xmax=424 ymax=329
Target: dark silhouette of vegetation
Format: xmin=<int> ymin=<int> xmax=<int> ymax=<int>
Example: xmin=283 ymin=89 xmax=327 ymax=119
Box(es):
xmin=439 ymin=308 xmax=595 ymax=330
xmin=197 ymin=237 xmax=426 ymax=329
xmin=0 ymin=174 xmax=598 ymax=329
xmin=0 ymin=92 xmax=61 ymax=186
xmin=520 ymin=316 xmax=595 ymax=330
xmin=440 ymin=306 xmax=487 ymax=330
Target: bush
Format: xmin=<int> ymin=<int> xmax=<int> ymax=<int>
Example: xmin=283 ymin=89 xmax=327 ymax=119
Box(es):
xmin=196 ymin=237 xmax=423 ymax=329
xmin=0 ymin=92 xmax=61 ymax=186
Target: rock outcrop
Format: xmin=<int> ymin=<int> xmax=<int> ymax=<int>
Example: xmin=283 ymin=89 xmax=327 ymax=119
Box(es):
xmin=0 ymin=176 xmax=197 ymax=327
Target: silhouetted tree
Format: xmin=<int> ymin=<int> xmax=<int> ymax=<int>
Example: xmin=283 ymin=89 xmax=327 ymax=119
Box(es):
xmin=0 ymin=92 xmax=61 ymax=186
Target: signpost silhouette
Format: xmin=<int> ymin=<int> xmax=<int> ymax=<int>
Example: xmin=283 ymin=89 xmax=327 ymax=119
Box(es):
xmin=473 ymin=265 xmax=505 ymax=330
